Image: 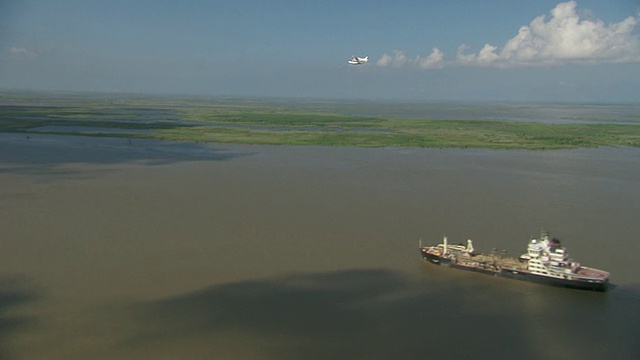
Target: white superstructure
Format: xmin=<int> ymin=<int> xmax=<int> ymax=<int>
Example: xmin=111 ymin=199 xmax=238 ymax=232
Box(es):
xmin=520 ymin=232 xmax=601 ymax=281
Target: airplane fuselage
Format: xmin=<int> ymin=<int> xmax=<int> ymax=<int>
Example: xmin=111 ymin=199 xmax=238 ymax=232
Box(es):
xmin=348 ymin=56 xmax=369 ymax=65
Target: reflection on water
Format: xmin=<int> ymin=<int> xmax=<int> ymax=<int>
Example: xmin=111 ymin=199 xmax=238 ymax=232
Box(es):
xmin=0 ymin=133 xmax=639 ymax=359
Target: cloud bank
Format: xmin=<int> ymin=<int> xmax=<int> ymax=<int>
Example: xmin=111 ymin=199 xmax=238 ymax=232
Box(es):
xmin=377 ymin=48 xmax=444 ymax=69
xmin=377 ymin=1 xmax=640 ymax=69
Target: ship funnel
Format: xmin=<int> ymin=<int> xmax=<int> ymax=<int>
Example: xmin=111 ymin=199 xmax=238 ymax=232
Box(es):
xmin=443 ymin=236 xmax=448 ymax=255
xmin=466 ymin=239 xmax=474 ymax=253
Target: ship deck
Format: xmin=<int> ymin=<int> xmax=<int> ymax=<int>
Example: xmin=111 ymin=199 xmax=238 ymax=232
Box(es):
xmin=575 ymin=266 xmax=609 ymax=279
xmin=420 ymin=242 xmax=609 ymax=291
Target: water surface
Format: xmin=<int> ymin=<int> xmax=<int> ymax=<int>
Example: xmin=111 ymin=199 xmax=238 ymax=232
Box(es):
xmin=1 ymin=133 xmax=639 ymax=359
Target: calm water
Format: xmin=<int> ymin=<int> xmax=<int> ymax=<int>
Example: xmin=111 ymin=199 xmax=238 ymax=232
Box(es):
xmin=1 ymin=133 xmax=639 ymax=359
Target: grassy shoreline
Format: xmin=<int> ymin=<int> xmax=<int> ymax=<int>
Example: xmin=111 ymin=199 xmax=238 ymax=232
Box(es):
xmin=2 ymin=94 xmax=640 ymax=150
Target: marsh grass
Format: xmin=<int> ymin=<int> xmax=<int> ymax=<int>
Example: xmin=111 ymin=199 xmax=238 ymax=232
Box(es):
xmin=2 ymin=94 xmax=639 ymax=149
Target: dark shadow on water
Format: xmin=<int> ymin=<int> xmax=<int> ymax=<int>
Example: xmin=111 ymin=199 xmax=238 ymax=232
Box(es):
xmin=121 ymin=269 xmax=540 ymax=359
xmin=0 ymin=133 xmax=256 ymax=176
xmin=116 ymin=268 xmax=640 ymax=359
xmin=0 ymin=269 xmax=635 ymax=359
xmin=0 ymin=276 xmax=41 ymax=360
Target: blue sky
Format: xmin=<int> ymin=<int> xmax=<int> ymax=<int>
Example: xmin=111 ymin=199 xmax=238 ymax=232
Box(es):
xmin=2 ymin=1 xmax=639 ymax=102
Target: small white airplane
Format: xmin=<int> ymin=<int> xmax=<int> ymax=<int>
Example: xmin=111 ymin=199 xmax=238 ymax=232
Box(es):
xmin=348 ymin=56 xmax=369 ymax=65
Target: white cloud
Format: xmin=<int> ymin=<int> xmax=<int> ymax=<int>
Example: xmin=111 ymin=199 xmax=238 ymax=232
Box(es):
xmin=376 ymin=50 xmax=408 ymax=67
xmin=9 ymin=47 xmax=43 ymax=60
xmin=415 ymin=48 xmax=444 ymax=69
xmin=457 ymin=1 xmax=640 ymax=66
xmin=377 ymin=48 xmax=444 ymax=69
xmin=376 ymin=1 xmax=639 ymax=70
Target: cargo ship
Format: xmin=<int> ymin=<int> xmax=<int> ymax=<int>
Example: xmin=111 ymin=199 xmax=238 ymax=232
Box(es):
xmin=419 ymin=232 xmax=609 ymax=291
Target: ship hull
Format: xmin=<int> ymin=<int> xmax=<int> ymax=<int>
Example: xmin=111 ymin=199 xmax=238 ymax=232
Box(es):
xmin=421 ymin=251 xmax=608 ymax=291
xmin=498 ymin=268 xmax=608 ymax=291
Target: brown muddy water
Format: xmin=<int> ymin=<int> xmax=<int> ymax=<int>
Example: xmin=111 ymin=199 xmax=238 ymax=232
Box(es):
xmin=1 ymin=133 xmax=639 ymax=359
